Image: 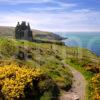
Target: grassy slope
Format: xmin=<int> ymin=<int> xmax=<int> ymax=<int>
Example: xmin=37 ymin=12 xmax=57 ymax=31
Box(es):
xmin=0 ymin=38 xmax=73 ymax=99
xmin=0 ymin=38 xmax=99 ymax=98
xmin=0 ymin=26 xmax=99 ymax=99
xmin=0 ymin=26 xmax=63 ymax=41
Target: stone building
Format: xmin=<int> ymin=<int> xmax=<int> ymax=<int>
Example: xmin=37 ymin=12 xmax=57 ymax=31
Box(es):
xmin=15 ymin=21 xmax=33 ymax=41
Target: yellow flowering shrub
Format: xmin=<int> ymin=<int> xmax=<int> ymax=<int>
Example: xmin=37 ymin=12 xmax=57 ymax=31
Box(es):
xmin=91 ymin=74 xmax=100 ymax=100
xmin=0 ymin=64 xmax=42 ymax=100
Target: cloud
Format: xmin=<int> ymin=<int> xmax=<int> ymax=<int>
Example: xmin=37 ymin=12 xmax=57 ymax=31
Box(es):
xmin=0 ymin=8 xmax=100 ymax=32
xmin=54 ymin=1 xmax=77 ymax=8
xmin=25 ymin=1 xmax=77 ymax=16
xmin=73 ymin=9 xmax=92 ymax=13
xmin=0 ymin=0 xmax=99 ymax=32
xmin=29 ymin=3 xmax=76 ymax=12
xmin=0 ymin=0 xmax=77 ymax=11
xmin=0 ymin=0 xmax=52 ymax=4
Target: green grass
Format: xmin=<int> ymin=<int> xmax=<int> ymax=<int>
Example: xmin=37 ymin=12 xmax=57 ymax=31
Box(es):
xmin=0 ymin=38 xmax=73 ymax=100
xmin=68 ymin=62 xmax=93 ymax=80
xmin=0 ymin=26 xmax=63 ymax=42
xmin=0 ymin=37 xmax=99 ymax=100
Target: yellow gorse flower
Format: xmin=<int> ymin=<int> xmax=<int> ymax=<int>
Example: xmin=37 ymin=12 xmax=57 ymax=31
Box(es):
xmin=91 ymin=74 xmax=100 ymax=100
xmin=0 ymin=64 xmax=42 ymax=100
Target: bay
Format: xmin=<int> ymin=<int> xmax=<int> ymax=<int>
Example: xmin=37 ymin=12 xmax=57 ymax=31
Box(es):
xmin=56 ymin=32 xmax=100 ymax=56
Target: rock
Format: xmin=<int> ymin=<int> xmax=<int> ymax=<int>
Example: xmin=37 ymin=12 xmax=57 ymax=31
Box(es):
xmin=60 ymin=92 xmax=80 ymax=100
xmin=72 ymin=94 xmax=80 ymax=100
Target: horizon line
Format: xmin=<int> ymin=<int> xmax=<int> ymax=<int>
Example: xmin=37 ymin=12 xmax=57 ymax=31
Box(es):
xmin=0 ymin=25 xmax=100 ymax=33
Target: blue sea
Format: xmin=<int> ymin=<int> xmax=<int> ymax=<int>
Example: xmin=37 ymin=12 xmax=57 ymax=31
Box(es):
xmin=56 ymin=32 xmax=100 ymax=56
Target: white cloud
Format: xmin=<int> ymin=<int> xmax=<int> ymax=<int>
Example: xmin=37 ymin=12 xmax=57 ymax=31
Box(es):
xmin=0 ymin=9 xmax=100 ymax=32
xmin=73 ymin=9 xmax=91 ymax=13
xmin=0 ymin=0 xmax=77 ymax=11
xmin=0 ymin=0 xmax=99 ymax=32
xmin=29 ymin=3 xmax=76 ymax=12
xmin=0 ymin=0 xmax=52 ymax=4
xmin=55 ymin=1 xmax=77 ymax=8
xmin=29 ymin=7 xmax=63 ymax=12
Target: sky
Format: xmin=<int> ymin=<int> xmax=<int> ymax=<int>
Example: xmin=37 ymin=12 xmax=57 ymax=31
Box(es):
xmin=0 ymin=0 xmax=100 ymax=32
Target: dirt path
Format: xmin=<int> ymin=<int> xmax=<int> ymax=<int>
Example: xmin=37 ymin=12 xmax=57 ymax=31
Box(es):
xmin=60 ymin=64 xmax=87 ymax=100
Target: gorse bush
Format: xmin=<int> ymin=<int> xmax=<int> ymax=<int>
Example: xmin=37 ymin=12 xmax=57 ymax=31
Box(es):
xmin=0 ymin=64 xmax=42 ymax=99
xmin=90 ymin=74 xmax=100 ymax=100
xmin=0 ymin=64 xmax=61 ymax=100
xmin=84 ymin=63 xmax=100 ymax=100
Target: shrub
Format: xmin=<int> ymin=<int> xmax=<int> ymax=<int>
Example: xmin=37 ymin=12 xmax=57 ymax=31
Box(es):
xmin=0 ymin=39 xmax=17 ymax=57
xmin=85 ymin=63 xmax=100 ymax=73
xmin=90 ymin=74 xmax=100 ymax=100
xmin=0 ymin=64 xmax=61 ymax=100
xmin=42 ymin=66 xmax=73 ymax=90
xmin=0 ymin=64 xmax=42 ymax=99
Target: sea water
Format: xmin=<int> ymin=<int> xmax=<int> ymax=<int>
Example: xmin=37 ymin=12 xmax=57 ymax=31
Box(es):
xmin=56 ymin=32 xmax=100 ymax=56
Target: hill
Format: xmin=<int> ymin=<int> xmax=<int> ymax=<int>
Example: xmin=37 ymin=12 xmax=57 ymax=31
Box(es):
xmin=0 ymin=26 xmax=64 ymax=42
xmin=0 ymin=37 xmax=99 ymax=100
xmin=0 ymin=30 xmax=99 ymax=100
xmin=0 ymin=38 xmax=73 ymax=100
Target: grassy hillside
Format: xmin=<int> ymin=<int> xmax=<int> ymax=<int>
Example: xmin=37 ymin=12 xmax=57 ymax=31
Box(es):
xmin=0 ymin=26 xmax=63 ymax=41
xmin=0 ymin=38 xmax=73 ymax=100
xmin=0 ymin=35 xmax=99 ymax=99
xmin=0 ymin=26 xmax=15 ymax=38
xmin=0 ymin=27 xmax=100 ymax=100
